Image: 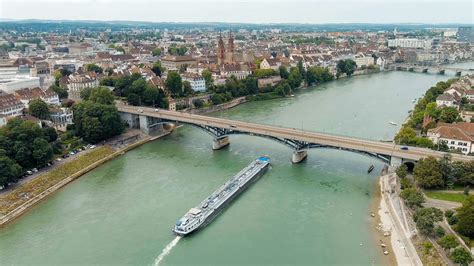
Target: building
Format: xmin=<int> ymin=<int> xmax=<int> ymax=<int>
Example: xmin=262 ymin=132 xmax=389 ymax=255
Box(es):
xmin=465 ymin=89 xmax=474 ymax=103
xmin=217 ymin=32 xmax=235 ymax=65
xmin=68 ymin=43 xmax=93 ymax=55
xmin=457 ymin=26 xmax=473 ymax=43
xmin=260 ymin=58 xmax=281 ymax=71
xmin=428 ymin=122 xmax=474 ymax=154
xmin=220 ymin=64 xmax=251 ymax=80
xmin=387 ymin=38 xmax=432 ymax=49
xmin=49 ymin=107 xmax=73 ymax=130
xmin=435 ymin=93 xmax=459 ymax=109
xmin=14 ymin=87 xmax=59 ymax=108
xmin=52 ymin=60 xmax=78 ymax=73
xmin=353 ymin=54 xmax=374 ymax=68
xmin=460 ymin=110 xmax=474 ymax=122
xmin=0 ymin=76 xmax=41 ymax=93
xmin=0 ymin=114 xmax=7 ymax=127
xmin=376 ymin=57 xmax=386 ymax=70
xmin=161 ymin=55 xmax=196 ymax=71
xmin=31 ymin=61 xmax=50 ymax=76
xmin=182 ymin=73 xmax=206 ymax=92
xmin=0 ymin=92 xmax=24 ymax=117
xmin=66 ymin=73 xmax=100 ymax=100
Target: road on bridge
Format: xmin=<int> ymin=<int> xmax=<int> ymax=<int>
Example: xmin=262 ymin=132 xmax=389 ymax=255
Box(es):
xmin=117 ymin=104 xmax=473 ymax=163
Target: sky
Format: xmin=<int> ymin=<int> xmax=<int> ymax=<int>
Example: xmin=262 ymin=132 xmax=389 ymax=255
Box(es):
xmin=0 ymin=0 xmax=473 ymax=24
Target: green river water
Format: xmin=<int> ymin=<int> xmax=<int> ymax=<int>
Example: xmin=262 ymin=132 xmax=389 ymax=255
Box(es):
xmin=1 ymin=63 xmax=472 ymax=266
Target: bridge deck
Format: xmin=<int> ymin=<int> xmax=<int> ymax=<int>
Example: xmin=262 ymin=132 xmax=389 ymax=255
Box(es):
xmin=118 ymin=104 xmax=472 ymax=163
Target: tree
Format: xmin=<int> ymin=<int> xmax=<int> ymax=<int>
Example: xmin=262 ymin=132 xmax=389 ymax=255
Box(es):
xmin=279 ymin=66 xmax=289 ymax=79
xmin=72 ymin=101 xmax=124 ymax=144
xmin=244 ymin=77 xmax=258 ymax=94
xmin=439 ymin=154 xmax=453 ymax=186
xmin=80 ymin=87 xmax=94 ymax=101
xmin=0 ymin=117 xmax=56 ymax=178
xmin=142 ymin=86 xmax=158 ymax=106
xmin=193 ymin=99 xmax=204 ymax=108
xmin=202 ymin=69 xmax=213 ymax=89
xmin=414 ymin=157 xmax=444 ymax=188
xmin=297 ymin=60 xmax=306 ymax=81
xmin=85 ymin=63 xmax=103 ymax=74
xmin=152 ymin=48 xmax=162 ymax=56
xmin=395 ymin=126 xmax=416 ymax=145
xmin=306 ymin=66 xmax=334 ymax=85
xmin=456 ymin=195 xmax=474 ymax=238
xmin=254 ymin=69 xmax=276 ymax=78
xmin=439 ymin=106 xmax=460 ymax=123
xmin=89 ymin=87 xmax=115 ymax=105
xmin=413 ymin=207 xmax=443 ymax=235
xmin=400 ymin=187 xmax=425 ymax=208
xmin=424 ymin=102 xmax=440 ymax=119
xmin=450 ymin=247 xmax=473 ymax=266
xmin=50 ymin=84 xmax=68 ymax=99
xmin=127 ymin=93 xmax=140 ymax=106
xmin=28 ymin=99 xmax=49 ymax=119
xmin=437 ymin=234 xmax=459 ymax=250
xmin=400 ymin=178 xmax=413 ymax=189
xmin=182 ymin=81 xmax=194 ymax=96
xmin=434 ymin=226 xmax=445 ymax=238
xmin=396 ymin=165 xmax=408 ymax=178
xmin=165 ymin=71 xmax=183 ymax=97
xmin=275 ymin=83 xmax=291 ymax=96
xmin=336 ymin=59 xmax=357 ymax=78
xmin=151 ymin=62 xmax=163 ymax=77
xmin=43 ymin=126 xmax=58 ymax=142
xmin=168 ymin=45 xmax=187 ymax=56
xmin=0 ymin=153 xmax=22 ymax=187
xmin=32 ymin=138 xmax=53 ymax=166
xmin=287 ymin=67 xmax=302 ymax=89
xmin=452 ymin=161 xmax=474 ymax=186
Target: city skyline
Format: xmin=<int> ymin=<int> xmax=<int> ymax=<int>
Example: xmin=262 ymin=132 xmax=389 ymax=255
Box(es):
xmin=1 ymin=0 xmax=473 ymax=24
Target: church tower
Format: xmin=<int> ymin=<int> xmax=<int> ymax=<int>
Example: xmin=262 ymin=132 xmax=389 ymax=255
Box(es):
xmin=217 ymin=32 xmax=225 ymax=65
xmin=227 ymin=31 xmax=235 ymax=63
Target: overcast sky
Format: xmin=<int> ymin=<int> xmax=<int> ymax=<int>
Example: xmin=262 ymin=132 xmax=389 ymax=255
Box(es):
xmin=0 ymin=0 xmax=473 ymax=24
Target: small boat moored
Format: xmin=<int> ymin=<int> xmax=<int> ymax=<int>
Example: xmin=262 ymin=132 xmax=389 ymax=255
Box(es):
xmin=388 ymin=121 xmax=397 ymax=126
xmin=367 ymin=164 xmax=375 ymax=173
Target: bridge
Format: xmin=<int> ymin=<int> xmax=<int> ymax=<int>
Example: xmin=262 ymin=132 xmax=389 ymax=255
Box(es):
xmin=117 ymin=104 xmax=472 ymax=167
xmin=392 ymin=64 xmax=474 ymax=76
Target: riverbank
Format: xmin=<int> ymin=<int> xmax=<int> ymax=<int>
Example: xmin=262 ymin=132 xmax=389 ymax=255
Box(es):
xmin=369 ymin=173 xmax=397 ymax=265
xmin=0 ymin=130 xmax=171 ymax=228
xmin=378 ymin=172 xmax=423 ymax=266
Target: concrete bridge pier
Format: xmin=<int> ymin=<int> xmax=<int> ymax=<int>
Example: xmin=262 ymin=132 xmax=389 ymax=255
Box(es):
xmin=390 ymin=156 xmax=402 ymax=168
xmin=438 ymin=69 xmax=445 ymax=75
xmin=455 ymin=71 xmax=462 ymax=76
xmin=212 ymin=136 xmax=230 ymax=150
xmin=422 ymin=68 xmax=428 ymax=73
xmin=292 ymin=149 xmax=308 ymax=164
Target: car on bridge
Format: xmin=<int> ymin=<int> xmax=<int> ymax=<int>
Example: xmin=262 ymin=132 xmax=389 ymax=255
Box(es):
xmin=400 ymin=146 xmax=409 ymax=150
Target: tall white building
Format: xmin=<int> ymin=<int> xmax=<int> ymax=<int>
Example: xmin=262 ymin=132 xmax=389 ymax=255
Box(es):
xmin=182 ymin=73 xmax=206 ymax=92
xmin=387 ymin=38 xmax=432 ymax=49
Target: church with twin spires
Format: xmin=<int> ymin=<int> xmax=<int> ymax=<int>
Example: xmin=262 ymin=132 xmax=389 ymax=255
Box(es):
xmin=217 ymin=32 xmax=235 ymax=65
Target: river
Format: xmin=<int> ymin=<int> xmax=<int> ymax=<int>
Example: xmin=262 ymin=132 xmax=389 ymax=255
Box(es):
xmin=0 ymin=63 xmax=472 ymax=265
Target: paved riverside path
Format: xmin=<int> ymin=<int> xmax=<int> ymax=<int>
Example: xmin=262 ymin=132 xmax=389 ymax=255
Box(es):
xmin=117 ymin=104 xmax=473 ymax=163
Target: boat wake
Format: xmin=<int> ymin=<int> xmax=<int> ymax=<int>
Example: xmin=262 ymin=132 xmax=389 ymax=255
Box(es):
xmin=153 ymin=236 xmax=181 ymax=266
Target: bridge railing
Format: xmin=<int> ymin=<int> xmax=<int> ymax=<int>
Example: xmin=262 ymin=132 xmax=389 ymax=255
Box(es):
xmin=216 ymin=118 xmax=387 ymax=142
